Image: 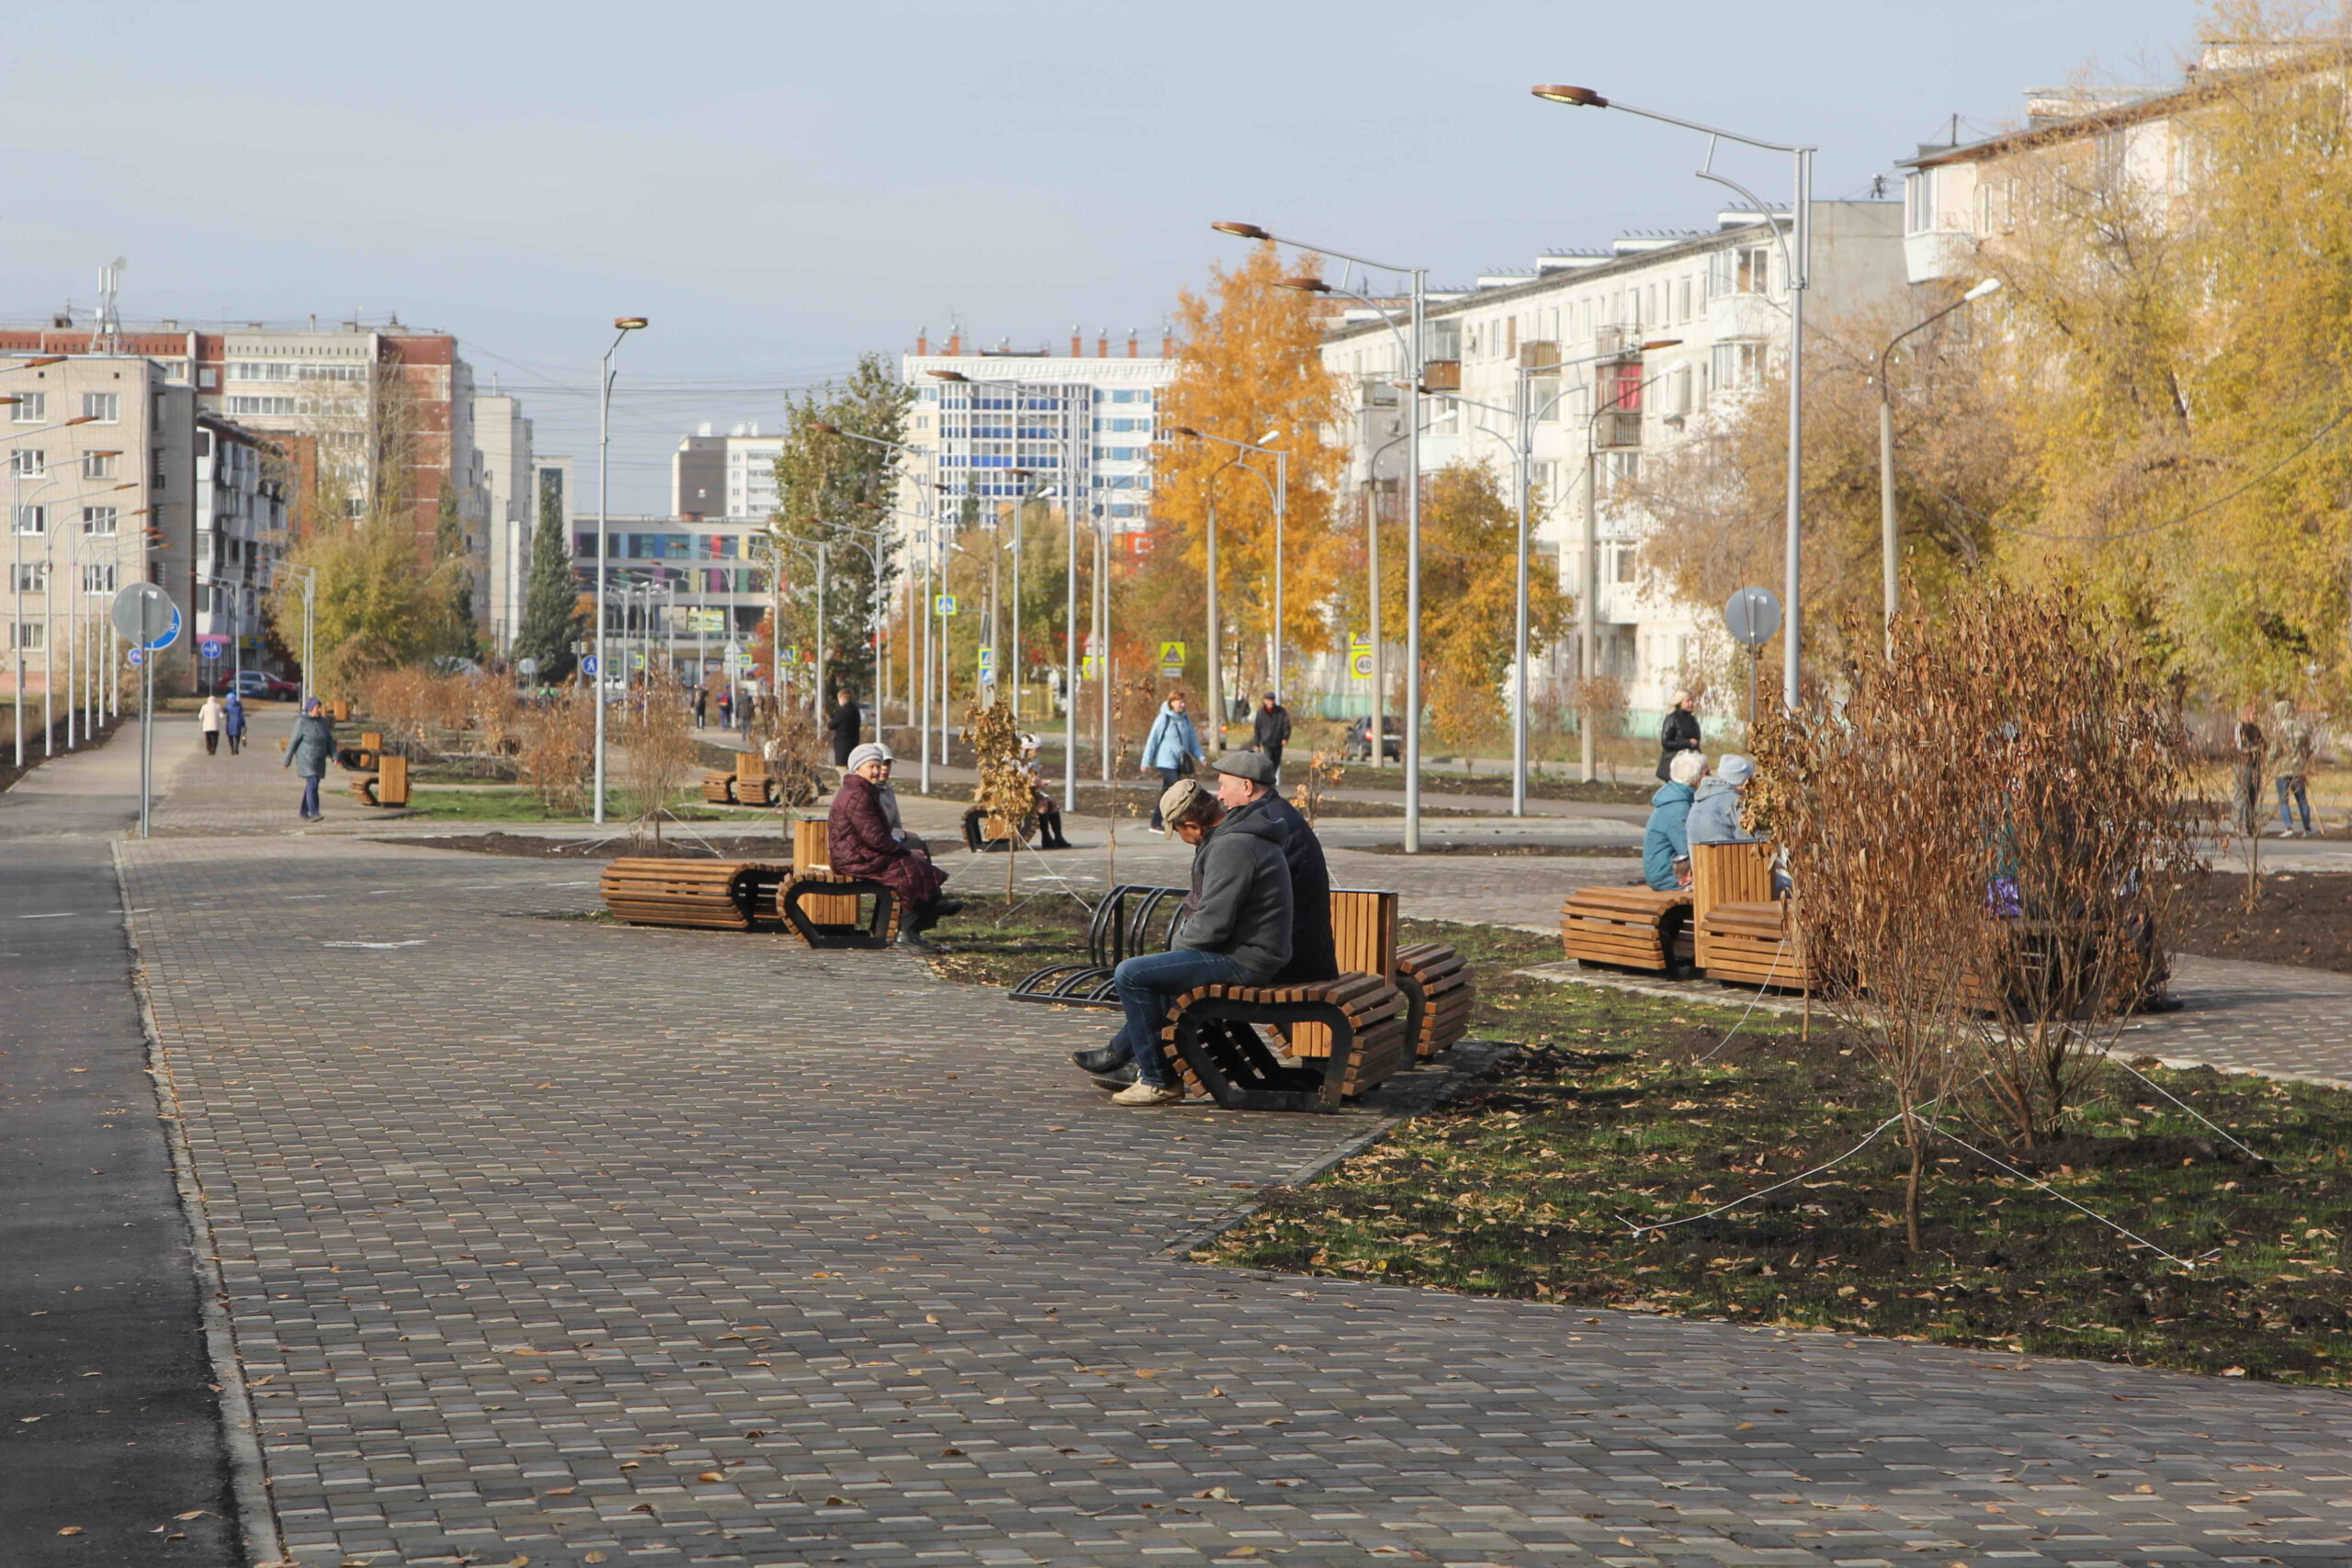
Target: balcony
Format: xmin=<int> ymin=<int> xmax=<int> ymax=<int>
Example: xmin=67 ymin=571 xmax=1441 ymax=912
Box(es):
xmin=1419 ymin=359 xmax=1462 ymax=393
xmin=1593 ymin=410 xmax=1642 ymax=448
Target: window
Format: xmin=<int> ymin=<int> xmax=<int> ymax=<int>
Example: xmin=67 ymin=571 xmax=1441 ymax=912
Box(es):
xmin=10 ymin=448 xmax=43 ymax=477
xmin=1611 ymin=544 xmax=1638 ymax=583
xmin=12 ymin=562 xmax=48 ymax=592
xmin=83 ymin=562 xmax=116 ymax=594
xmin=1600 ymin=451 xmax=1640 ymax=501
xmin=82 ymin=392 xmax=119 ymax=423
xmin=10 ymin=392 xmax=44 ymax=423
xmin=13 ymin=504 xmax=44 ymax=536
xmin=1709 ymin=244 xmax=1772 ymax=296
xmin=198 ymin=367 xmax=219 ymax=389
xmin=7 ymin=620 xmax=42 ymax=649
xmin=82 ymin=506 xmax=118 ymax=536
xmin=227 ymin=396 xmax=296 ymax=416
xmin=1711 ymin=340 xmax=1767 ymax=391
xmin=83 ymin=451 xmax=118 ymax=479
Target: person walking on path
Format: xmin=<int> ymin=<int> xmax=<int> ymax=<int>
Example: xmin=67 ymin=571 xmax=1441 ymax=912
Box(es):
xmin=1644 ymin=750 xmax=1707 ymax=890
xmin=1657 ymin=690 xmax=1702 ymax=782
xmin=1140 ymin=692 xmax=1203 ymax=831
xmin=829 ymin=743 xmax=961 ymax=953
xmin=717 ymin=689 xmax=734 ymax=732
xmin=828 ymin=688 xmax=864 ymax=767
xmin=1250 ymin=693 xmax=1291 ymax=784
xmin=222 ymin=690 xmax=247 ymax=755
xmin=2271 ymin=698 xmax=2317 ymax=838
xmin=2233 ymin=704 xmax=2267 ymax=839
xmin=198 ymin=694 xmax=225 ymax=756
xmin=281 ymin=697 xmax=336 ymax=822
xmin=693 ymin=686 xmax=708 ymax=729
xmin=1069 ymin=776 xmax=1293 ymax=1106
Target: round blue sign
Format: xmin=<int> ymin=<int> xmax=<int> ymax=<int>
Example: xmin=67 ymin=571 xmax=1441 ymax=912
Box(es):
xmin=582 ymin=655 xmax=600 ymax=675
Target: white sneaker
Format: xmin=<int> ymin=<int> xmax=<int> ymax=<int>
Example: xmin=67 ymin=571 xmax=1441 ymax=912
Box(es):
xmin=1111 ymin=1080 xmax=1184 ymax=1106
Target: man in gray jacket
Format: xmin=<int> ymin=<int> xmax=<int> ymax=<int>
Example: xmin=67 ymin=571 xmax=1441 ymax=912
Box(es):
xmin=1072 ymin=775 xmax=1294 ymax=1105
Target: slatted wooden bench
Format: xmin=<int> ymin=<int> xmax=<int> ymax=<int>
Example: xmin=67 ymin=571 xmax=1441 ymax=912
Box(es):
xmin=1155 ymin=971 xmax=1411 ymax=1111
xmin=702 ymin=749 xmax=778 ymax=807
xmin=1690 ymin=841 xmax=1813 ymax=992
xmin=775 ymin=817 xmax=901 ymax=949
xmin=600 ymin=857 xmax=789 ymax=931
xmin=1396 ymin=941 xmax=1475 ymax=1060
xmin=350 ymin=752 xmax=412 ymax=807
xmin=1561 ymin=885 xmax=1692 ymax=973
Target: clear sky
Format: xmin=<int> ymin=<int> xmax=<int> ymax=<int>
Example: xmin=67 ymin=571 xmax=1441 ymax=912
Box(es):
xmin=1 ymin=0 xmax=2206 ymax=512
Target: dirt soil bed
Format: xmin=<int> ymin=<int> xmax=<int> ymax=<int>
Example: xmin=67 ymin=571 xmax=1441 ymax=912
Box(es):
xmin=1356 ymin=840 xmax=1635 ymax=858
xmin=2170 ymin=870 xmax=2352 ymax=974
xmin=384 ymin=831 xmax=804 ymax=862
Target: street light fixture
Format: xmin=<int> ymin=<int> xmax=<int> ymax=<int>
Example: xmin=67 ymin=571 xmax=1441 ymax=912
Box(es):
xmin=1221 ymin=223 xmax=1431 ymax=845
xmin=1534 ymin=83 xmax=1815 ymax=710
xmin=593 ymin=314 xmax=647 ymax=826
xmin=1876 ymin=276 xmax=2001 ymax=657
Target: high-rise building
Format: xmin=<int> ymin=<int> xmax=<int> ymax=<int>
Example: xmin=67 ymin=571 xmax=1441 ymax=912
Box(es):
xmin=475 ymin=391 xmax=535 ymax=651
xmin=673 ymin=423 xmax=783 ymax=521
xmin=897 ymin=328 xmax=1174 ymax=555
xmin=194 ymin=414 xmax=292 ymax=687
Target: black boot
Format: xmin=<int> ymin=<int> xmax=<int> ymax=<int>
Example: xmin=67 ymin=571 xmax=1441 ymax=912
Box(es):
xmin=1071 ymin=1043 xmax=1131 ymax=1075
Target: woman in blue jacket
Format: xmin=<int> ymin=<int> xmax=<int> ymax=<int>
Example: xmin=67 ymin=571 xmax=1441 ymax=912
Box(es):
xmin=1138 ymin=694 xmax=1203 ymax=830
xmin=1642 ymin=750 xmax=1707 ymax=890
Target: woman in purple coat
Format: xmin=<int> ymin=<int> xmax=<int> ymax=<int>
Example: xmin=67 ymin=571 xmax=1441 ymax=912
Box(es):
xmin=829 ymin=743 xmax=960 ymax=951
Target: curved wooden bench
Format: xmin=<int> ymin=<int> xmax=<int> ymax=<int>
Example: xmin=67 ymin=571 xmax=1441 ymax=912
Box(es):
xmin=1696 ymin=898 xmax=1814 ymax=991
xmin=1396 ymin=942 xmax=1474 ymax=1060
xmin=700 ymin=772 xmax=738 ymax=804
xmin=349 ymin=753 xmax=411 ymax=807
xmin=775 ymin=817 xmax=899 ymax=948
xmin=1156 ymin=971 xmax=1409 ymax=1111
xmin=1561 ymin=885 xmax=1691 ymax=973
xmin=600 ymin=858 xmax=788 ymax=931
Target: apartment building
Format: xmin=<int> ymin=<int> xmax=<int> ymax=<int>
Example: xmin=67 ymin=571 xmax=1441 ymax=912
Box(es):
xmin=3 ymin=354 xmax=201 ymax=696
xmin=1317 ymin=201 xmax=1905 ymax=719
xmin=476 ymin=390 xmax=536 ymax=651
xmin=673 ymin=424 xmax=783 ymax=521
xmin=193 ymin=414 xmax=291 ymax=684
xmin=898 ymin=328 xmax=1174 ymax=557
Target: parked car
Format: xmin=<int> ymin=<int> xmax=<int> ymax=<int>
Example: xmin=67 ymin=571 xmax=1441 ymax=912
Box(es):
xmin=212 ymin=669 xmax=300 ymax=700
xmin=1343 ymin=716 xmax=1402 ymax=762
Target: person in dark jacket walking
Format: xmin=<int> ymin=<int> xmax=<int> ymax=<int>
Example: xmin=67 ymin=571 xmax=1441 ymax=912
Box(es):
xmin=222 ymin=691 xmax=248 ymax=755
xmin=1657 ymin=690 xmax=1702 ymax=782
xmin=1070 ymin=776 xmax=1294 ymax=1105
xmin=693 ymin=686 xmax=708 ymax=728
xmin=829 ymin=744 xmax=961 ymax=952
xmin=827 ymin=688 xmax=863 ymax=766
xmin=1250 ymin=693 xmax=1291 ymax=783
xmin=282 ymin=697 xmax=336 ymax=821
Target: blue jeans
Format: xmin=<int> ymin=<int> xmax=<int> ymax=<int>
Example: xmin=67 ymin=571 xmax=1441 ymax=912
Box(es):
xmin=300 ymin=774 xmax=322 ymax=818
xmin=1105 ymin=949 xmax=1256 ymax=1085
xmin=1148 ymin=765 xmax=1185 ymax=828
xmin=2278 ymin=775 xmax=2312 ymax=832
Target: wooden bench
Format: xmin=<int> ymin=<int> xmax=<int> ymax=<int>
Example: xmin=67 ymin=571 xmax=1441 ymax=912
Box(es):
xmin=600 ymin=857 xmax=789 ymax=931
xmin=775 ymin=817 xmax=901 ymax=949
xmin=702 ymin=749 xmax=778 ymax=807
xmin=1155 ymin=971 xmax=1411 ymax=1112
xmin=1561 ymin=884 xmax=1692 ymax=973
xmin=349 ymin=752 xmax=411 ymax=807
xmin=1396 ymin=942 xmax=1475 ymax=1060
xmin=1690 ymin=841 xmax=1815 ymax=992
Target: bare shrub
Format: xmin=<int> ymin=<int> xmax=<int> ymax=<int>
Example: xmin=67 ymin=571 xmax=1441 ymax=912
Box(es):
xmin=1286 ymin=746 xmax=1344 ymax=825
xmin=618 ymin=676 xmax=702 ymax=846
xmin=518 ymin=688 xmax=594 ymax=815
xmin=752 ymin=702 xmax=827 ymax=807
xmin=1754 ymin=581 xmax=2200 ymax=1248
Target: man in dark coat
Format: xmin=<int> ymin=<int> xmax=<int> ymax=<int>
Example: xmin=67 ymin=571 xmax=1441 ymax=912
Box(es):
xmin=828 ymin=689 xmax=863 ymax=766
xmin=1657 ymin=689 xmax=1702 ymax=782
xmin=1208 ymin=750 xmax=1334 ymax=984
xmin=829 ymin=743 xmax=958 ymax=951
xmin=1250 ymin=693 xmax=1291 ymax=782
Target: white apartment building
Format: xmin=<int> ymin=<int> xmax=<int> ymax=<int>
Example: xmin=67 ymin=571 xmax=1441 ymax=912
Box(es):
xmin=1317 ymin=201 xmax=1905 ymax=721
xmin=475 ymin=391 xmax=535 ymax=651
xmin=193 ymin=414 xmax=290 ymax=684
xmin=673 ymin=424 xmax=784 ymax=521
xmin=898 ymin=330 xmax=1174 ymax=557
xmin=3 ymin=354 xmax=201 ymax=696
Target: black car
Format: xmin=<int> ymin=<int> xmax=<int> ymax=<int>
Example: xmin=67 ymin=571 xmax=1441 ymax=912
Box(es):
xmin=1343 ymin=716 xmax=1403 ymax=762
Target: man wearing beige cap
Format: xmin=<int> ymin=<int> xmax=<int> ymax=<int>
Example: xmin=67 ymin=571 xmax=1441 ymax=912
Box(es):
xmin=1071 ymin=775 xmax=1293 ymax=1105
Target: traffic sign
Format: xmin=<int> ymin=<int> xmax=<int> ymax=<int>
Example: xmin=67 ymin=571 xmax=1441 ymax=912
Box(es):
xmin=935 ymin=594 xmax=958 ymax=616
xmin=582 ymin=655 xmax=600 ymax=675
xmin=127 ymin=648 xmax=143 ymax=666
xmin=628 ymin=650 xmax=647 ymax=671
xmin=1723 ymin=586 xmax=1782 ymax=649
xmin=1080 ymin=654 xmax=1102 ymax=680
xmin=1157 ymin=640 xmax=1186 ymax=679
xmin=977 ymin=645 xmax=996 ymax=680
xmin=198 ymin=634 xmax=229 ymax=661
xmin=1350 ymin=639 xmax=1374 ymax=680
xmin=112 ymin=582 xmax=179 ymax=650
xmin=516 ymin=656 xmax=539 ymax=677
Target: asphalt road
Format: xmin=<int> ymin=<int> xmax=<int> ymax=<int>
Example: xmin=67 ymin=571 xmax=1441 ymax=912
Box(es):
xmin=0 ymin=719 xmax=237 ymax=1566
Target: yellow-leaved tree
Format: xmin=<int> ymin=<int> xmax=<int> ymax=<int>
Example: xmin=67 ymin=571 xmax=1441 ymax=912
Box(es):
xmin=1145 ymin=242 xmax=1350 ymax=729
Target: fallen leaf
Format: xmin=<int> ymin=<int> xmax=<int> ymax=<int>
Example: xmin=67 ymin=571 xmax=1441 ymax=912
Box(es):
xmin=585 ymin=1556 xmax=608 ymax=1565
xmin=1193 ymin=1486 xmax=1235 ymax=1501
xmin=506 ymin=1557 xmax=530 ymax=1566
xmin=58 ymin=1527 xmax=83 ymax=1536
xmin=175 ymin=1510 xmax=219 ymax=1520
xmin=697 ymin=1472 xmax=724 ymax=1483
xmin=542 ymin=1487 xmax=575 ymax=1496
xmin=823 ymin=1495 xmax=848 ymax=1506
xmin=2222 ymin=1365 xmax=2247 ymax=1377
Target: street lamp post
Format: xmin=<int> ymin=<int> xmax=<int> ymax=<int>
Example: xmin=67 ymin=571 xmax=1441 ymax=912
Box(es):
xmin=592 ymin=316 xmax=648 ymax=826
xmin=4 ymin=387 xmax=97 ymax=765
xmin=1533 ymin=85 xmax=1813 ymax=708
xmin=1233 ymin=240 xmax=1429 ymax=846
xmin=1876 ymin=276 xmax=2001 ymax=657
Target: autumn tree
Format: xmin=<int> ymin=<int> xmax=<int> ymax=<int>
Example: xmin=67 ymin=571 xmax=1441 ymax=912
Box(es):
xmin=1148 ymin=241 xmax=1350 ymax=709
xmin=775 ymin=353 xmax=910 ymax=701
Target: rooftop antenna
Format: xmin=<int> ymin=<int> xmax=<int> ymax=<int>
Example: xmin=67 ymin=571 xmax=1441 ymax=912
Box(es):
xmin=91 ymin=257 xmax=125 ymax=354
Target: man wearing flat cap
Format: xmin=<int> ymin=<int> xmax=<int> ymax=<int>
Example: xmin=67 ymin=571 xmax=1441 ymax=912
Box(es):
xmin=1206 ymin=750 xmax=1335 ymax=987
xmin=1071 ymin=774 xmax=1292 ymax=1105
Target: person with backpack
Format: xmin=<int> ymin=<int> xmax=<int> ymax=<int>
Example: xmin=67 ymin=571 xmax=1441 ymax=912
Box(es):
xmin=1138 ymin=692 xmax=1203 ymax=831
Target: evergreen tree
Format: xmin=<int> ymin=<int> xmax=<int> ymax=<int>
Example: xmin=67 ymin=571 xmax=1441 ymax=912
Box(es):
xmin=434 ymin=480 xmax=479 ymax=657
xmin=512 ymin=479 xmax=582 ymax=682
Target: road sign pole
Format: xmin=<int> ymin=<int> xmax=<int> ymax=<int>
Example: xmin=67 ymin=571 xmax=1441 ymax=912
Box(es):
xmin=139 ymin=637 xmax=153 ymax=839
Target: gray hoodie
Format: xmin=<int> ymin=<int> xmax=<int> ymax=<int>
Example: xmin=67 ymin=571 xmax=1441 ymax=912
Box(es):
xmin=1174 ymin=811 xmax=1294 ymax=980
xmin=1688 ymin=775 xmax=1760 ymax=846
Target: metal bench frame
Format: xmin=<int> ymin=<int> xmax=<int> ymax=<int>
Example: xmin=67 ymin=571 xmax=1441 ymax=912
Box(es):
xmin=1008 ymin=883 xmax=1188 ymax=1007
xmin=777 ymin=874 xmax=901 ymax=949
xmin=1159 ymin=974 xmax=1408 ymax=1112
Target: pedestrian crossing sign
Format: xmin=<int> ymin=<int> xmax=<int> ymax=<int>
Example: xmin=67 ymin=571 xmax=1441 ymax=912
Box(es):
xmin=935 ymin=594 xmax=958 ymax=616
xmin=1158 ymin=640 xmax=1186 ymax=679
